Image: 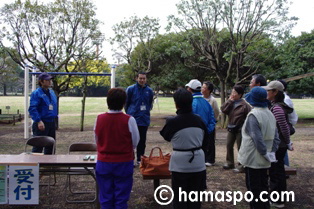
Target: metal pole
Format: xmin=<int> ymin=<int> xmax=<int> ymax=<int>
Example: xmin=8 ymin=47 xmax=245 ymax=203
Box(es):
xmin=24 ymin=67 xmax=30 ymax=139
xmin=110 ymin=65 xmax=116 ymax=88
xmin=32 ymin=67 xmax=36 ymax=91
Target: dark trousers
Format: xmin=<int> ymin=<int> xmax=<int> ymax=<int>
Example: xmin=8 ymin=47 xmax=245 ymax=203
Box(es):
xmin=245 ymin=167 xmax=270 ymax=209
xmin=226 ymin=131 xmax=242 ymax=166
xmin=32 ymin=121 xmax=56 ymax=154
xmin=269 ymin=147 xmax=287 ymax=204
xmin=205 ymin=129 xmax=216 ymax=164
xmin=172 ymin=170 xmax=206 ymax=209
xmin=136 ymin=126 xmax=148 ymax=162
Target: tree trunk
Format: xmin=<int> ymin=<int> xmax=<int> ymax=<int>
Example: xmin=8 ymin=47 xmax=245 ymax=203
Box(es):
xmin=3 ymin=83 xmax=7 ymax=96
xmin=219 ymin=79 xmax=228 ymax=128
xmin=80 ymin=77 xmax=88 ymax=132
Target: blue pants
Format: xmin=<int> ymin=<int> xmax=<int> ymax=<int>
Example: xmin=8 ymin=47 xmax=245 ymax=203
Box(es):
xmin=96 ymin=161 xmax=133 ymax=209
xmin=284 ymin=152 xmax=289 ymax=166
xmin=32 ymin=121 xmax=56 ymax=154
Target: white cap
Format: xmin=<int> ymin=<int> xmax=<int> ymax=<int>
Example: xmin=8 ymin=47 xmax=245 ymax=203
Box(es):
xmin=185 ymin=79 xmax=202 ymax=90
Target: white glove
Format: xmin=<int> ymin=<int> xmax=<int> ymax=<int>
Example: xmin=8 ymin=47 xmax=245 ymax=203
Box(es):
xmin=263 ymin=152 xmax=277 ymax=163
xmin=287 ymin=142 xmax=293 ymax=151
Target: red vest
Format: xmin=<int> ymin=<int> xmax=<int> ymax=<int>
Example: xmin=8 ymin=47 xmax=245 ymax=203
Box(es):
xmin=95 ymin=112 xmax=134 ymax=162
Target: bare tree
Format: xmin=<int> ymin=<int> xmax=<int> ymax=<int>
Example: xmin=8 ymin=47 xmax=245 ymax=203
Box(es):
xmin=168 ymin=0 xmax=297 ymax=103
xmin=110 ymin=15 xmax=160 ymax=73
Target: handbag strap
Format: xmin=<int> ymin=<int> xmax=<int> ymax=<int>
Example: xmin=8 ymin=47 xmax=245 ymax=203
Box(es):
xmin=149 ymin=147 xmax=164 ymax=160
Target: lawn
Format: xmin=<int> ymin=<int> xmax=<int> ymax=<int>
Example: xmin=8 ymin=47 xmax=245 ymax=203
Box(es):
xmin=1 ymin=96 xmax=313 ymax=120
xmin=0 ymin=96 xmax=313 ymax=208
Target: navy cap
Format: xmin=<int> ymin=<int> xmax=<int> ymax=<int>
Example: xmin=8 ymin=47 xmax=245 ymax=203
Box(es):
xmin=38 ymin=72 xmax=52 ymax=80
xmin=245 ymin=86 xmax=268 ymax=107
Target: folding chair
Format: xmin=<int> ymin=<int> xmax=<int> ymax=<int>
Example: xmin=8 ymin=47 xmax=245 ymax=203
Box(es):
xmin=24 ymin=136 xmax=56 ymax=154
xmin=65 ymin=142 xmax=97 ymax=203
xmin=24 ymin=136 xmax=56 ymax=194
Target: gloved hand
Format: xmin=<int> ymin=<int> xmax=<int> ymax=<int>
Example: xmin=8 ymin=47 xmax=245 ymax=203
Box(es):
xmin=287 ymin=142 xmax=294 ymax=151
xmin=263 ymin=152 xmax=277 ymax=163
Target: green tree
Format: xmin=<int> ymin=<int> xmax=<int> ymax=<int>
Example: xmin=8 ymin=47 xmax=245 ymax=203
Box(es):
xmin=0 ymin=0 xmax=104 ymax=98
xmin=0 ymin=47 xmax=22 ymax=95
xmin=167 ymin=0 xmax=297 ymax=103
xmin=130 ymin=32 xmax=213 ymax=92
xmin=64 ymin=59 xmax=110 ymax=131
xmin=275 ymin=30 xmax=314 ymax=95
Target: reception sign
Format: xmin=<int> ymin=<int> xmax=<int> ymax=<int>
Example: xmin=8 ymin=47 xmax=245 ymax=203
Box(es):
xmin=8 ymin=165 xmax=39 ymax=205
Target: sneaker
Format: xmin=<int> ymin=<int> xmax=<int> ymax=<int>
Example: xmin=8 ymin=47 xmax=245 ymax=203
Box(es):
xmin=223 ymin=164 xmax=235 ymax=169
xmin=134 ymin=161 xmax=141 ymax=167
xmin=271 ymin=202 xmax=285 ymax=208
xmin=233 ymin=168 xmax=245 ymax=173
xmin=205 ymin=162 xmax=215 ymax=167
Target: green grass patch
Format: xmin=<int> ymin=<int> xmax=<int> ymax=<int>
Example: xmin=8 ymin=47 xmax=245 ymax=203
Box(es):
xmin=1 ymin=96 xmax=314 ymax=125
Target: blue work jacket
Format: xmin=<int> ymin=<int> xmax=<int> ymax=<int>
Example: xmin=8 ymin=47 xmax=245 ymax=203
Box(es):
xmin=28 ymin=87 xmax=58 ymax=122
xmin=192 ymin=92 xmax=216 ymax=133
xmin=125 ymin=83 xmax=154 ymax=126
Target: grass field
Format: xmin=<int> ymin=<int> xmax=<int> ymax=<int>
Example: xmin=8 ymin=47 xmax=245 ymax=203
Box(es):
xmin=1 ymin=96 xmax=314 ymax=127
xmin=0 ymin=96 xmax=313 ymax=208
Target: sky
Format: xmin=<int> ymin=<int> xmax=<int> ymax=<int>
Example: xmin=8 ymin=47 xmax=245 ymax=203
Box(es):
xmin=1 ymin=0 xmax=313 ymax=64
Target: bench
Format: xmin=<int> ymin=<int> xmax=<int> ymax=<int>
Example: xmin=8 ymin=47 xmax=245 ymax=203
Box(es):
xmin=285 ymin=167 xmax=297 ymax=175
xmin=142 ymin=175 xmax=171 ymax=190
xmin=0 ymin=114 xmax=22 ymax=125
xmin=143 ymin=167 xmax=297 ymax=191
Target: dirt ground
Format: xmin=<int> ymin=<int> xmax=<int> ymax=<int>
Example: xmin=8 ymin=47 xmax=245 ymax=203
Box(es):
xmin=0 ymin=115 xmax=313 ymax=208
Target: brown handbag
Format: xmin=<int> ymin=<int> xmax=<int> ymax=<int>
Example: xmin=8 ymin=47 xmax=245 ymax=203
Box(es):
xmin=140 ymin=147 xmax=171 ymax=176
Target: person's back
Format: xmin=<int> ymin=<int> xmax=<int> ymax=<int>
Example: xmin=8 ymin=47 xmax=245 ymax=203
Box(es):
xmin=238 ymin=86 xmax=280 ymax=209
xmin=95 ymin=112 xmax=133 ymax=162
xmin=160 ymin=88 xmax=208 ymax=209
xmin=185 ymin=79 xmax=216 ymax=134
xmin=161 ymin=111 xmax=207 ymax=172
xmin=95 ymin=88 xmax=139 ymax=209
xmin=192 ymin=94 xmax=216 ymax=133
xmin=278 ymin=79 xmax=298 ymax=126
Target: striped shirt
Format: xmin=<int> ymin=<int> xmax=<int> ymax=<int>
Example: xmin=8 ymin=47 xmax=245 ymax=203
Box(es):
xmin=270 ymin=105 xmax=290 ymax=145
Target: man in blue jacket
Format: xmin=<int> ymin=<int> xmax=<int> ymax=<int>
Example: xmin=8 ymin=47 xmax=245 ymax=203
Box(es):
xmin=186 ymin=79 xmax=216 ymax=162
xmin=28 ymin=72 xmax=58 ymax=154
xmin=125 ymin=72 xmax=154 ymax=165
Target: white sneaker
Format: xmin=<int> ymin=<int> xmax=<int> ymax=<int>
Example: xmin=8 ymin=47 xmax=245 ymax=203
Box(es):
xmin=271 ymin=202 xmax=285 ymax=208
xmin=134 ymin=161 xmax=141 ymax=167
xmin=205 ymin=162 xmax=215 ymax=167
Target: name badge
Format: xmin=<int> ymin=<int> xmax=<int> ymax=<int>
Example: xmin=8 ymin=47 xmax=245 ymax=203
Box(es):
xmin=49 ymin=104 xmax=53 ymax=110
xmin=140 ymin=105 xmax=146 ymax=111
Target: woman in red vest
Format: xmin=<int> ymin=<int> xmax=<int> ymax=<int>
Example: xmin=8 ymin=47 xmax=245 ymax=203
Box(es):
xmin=94 ymin=88 xmax=140 ymax=209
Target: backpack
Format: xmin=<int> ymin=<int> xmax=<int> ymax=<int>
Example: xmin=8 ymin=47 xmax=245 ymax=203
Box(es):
xmin=271 ymin=102 xmax=295 ymax=136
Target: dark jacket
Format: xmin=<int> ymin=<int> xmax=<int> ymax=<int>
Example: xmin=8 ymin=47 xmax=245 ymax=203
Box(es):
xmin=221 ymin=98 xmax=251 ymax=128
